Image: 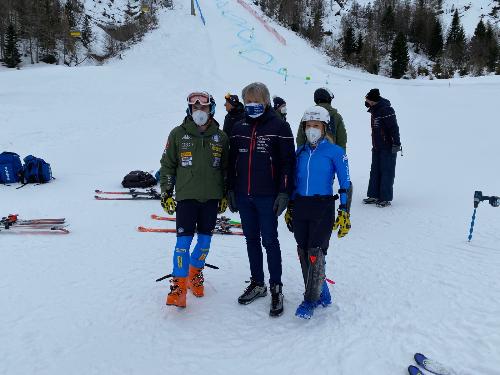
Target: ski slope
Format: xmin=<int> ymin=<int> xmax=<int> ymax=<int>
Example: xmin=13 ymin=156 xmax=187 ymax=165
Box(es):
xmin=1 ymin=1 xmax=500 ymax=374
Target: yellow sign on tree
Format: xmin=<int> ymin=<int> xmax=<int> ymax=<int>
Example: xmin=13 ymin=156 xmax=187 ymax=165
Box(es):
xmin=141 ymin=5 xmax=150 ymax=13
xmin=70 ymin=30 xmax=81 ymax=38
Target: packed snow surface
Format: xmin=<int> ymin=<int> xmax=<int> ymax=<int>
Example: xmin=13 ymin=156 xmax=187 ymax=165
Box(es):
xmin=1 ymin=1 xmax=499 ymax=374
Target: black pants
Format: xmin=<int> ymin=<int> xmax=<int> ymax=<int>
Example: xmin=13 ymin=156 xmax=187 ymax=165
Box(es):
xmin=176 ymin=199 xmax=219 ymax=236
xmin=367 ymin=149 xmax=397 ymax=202
xmin=292 ymin=196 xmax=336 ymax=253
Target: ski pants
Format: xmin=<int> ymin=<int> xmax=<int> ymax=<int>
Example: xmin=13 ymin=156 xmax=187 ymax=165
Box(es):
xmin=236 ymin=193 xmax=282 ymax=286
xmin=172 ymin=199 xmax=218 ymax=277
xmin=292 ymin=195 xmax=336 ymax=254
xmin=292 ymin=196 xmax=335 ymax=301
xmin=367 ymin=149 xmax=397 ymax=202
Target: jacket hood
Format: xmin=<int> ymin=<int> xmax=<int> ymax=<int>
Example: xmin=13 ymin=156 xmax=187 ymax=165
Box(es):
xmin=369 ymin=97 xmax=391 ymax=112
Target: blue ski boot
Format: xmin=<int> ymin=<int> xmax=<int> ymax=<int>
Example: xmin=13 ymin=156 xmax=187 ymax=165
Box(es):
xmin=295 ymin=300 xmax=317 ymax=319
xmin=317 ymin=280 xmax=332 ymax=307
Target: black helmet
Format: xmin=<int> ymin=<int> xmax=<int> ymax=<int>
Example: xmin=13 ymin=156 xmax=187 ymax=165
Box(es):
xmin=314 ymin=88 xmax=334 ymax=104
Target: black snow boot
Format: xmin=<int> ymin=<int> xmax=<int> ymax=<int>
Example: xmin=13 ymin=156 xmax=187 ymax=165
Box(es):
xmin=269 ymin=284 xmax=284 ymax=317
xmin=238 ymin=279 xmax=267 ymax=305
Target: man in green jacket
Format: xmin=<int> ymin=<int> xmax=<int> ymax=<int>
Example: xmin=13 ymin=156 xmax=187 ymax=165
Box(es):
xmin=296 ymin=88 xmax=347 ymax=150
xmin=159 ymin=91 xmax=229 ymax=308
xmin=296 ymin=88 xmax=352 ymax=211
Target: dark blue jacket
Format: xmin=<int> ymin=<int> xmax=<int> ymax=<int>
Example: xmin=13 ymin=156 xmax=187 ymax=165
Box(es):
xmin=368 ymin=98 xmax=401 ymax=151
xmin=228 ymin=108 xmax=296 ymax=196
xmin=293 ymin=140 xmax=351 ymax=205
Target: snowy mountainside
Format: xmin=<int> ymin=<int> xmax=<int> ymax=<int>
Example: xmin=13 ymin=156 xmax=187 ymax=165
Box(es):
xmin=1 ymin=1 xmax=500 ymax=374
xmin=323 ymin=0 xmax=499 ymax=36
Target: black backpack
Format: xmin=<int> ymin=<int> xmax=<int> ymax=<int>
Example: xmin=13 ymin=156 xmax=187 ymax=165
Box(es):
xmin=121 ymin=170 xmax=157 ymax=188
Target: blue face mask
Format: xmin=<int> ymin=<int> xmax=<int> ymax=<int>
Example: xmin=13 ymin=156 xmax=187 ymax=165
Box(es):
xmin=245 ymin=103 xmax=265 ymax=118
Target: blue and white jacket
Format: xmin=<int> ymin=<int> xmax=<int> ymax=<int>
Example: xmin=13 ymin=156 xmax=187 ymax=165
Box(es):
xmin=293 ymin=139 xmax=351 ymax=206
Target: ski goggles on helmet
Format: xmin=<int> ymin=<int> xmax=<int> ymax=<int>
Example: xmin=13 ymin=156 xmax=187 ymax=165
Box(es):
xmin=187 ymin=92 xmax=212 ymax=106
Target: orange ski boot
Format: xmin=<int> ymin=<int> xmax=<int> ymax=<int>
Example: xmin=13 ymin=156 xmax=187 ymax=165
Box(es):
xmin=188 ymin=265 xmax=205 ymax=297
xmin=166 ymin=277 xmax=187 ymax=307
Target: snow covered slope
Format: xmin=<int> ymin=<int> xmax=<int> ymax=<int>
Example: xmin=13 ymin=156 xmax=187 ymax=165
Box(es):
xmin=1 ymin=1 xmax=500 ymax=374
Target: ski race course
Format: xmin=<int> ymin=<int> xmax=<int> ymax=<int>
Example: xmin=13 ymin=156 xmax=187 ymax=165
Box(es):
xmin=1 ymin=1 xmax=500 ymax=374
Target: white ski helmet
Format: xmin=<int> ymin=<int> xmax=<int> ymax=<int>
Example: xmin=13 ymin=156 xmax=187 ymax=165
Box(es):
xmin=302 ymin=105 xmax=330 ymax=124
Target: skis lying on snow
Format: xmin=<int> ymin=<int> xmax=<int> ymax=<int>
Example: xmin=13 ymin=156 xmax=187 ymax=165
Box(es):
xmin=138 ymin=226 xmax=244 ymax=236
xmin=150 ymin=214 xmax=242 ymax=228
xmin=1 ymin=214 xmax=69 ymax=234
xmin=408 ymin=353 xmax=455 ymax=375
xmin=94 ymin=188 xmax=161 ymax=200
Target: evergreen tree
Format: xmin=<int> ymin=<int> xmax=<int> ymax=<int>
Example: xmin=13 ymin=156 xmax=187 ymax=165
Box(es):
xmin=3 ymin=23 xmax=21 ymax=68
xmin=486 ymin=23 xmax=499 ymax=72
xmin=428 ymin=18 xmax=443 ymax=59
xmin=380 ymin=5 xmax=396 ymax=42
xmin=469 ymin=19 xmax=488 ymax=74
xmin=356 ymin=33 xmax=363 ymax=55
xmin=81 ymin=15 xmax=93 ymax=48
xmin=342 ymin=25 xmax=356 ymax=60
xmin=391 ymin=31 xmax=409 ymax=78
xmin=445 ymin=9 xmax=466 ymax=70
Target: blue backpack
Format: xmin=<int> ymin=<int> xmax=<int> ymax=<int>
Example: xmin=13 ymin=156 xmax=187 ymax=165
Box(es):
xmin=0 ymin=152 xmax=23 ymax=184
xmin=21 ymin=155 xmax=53 ymax=184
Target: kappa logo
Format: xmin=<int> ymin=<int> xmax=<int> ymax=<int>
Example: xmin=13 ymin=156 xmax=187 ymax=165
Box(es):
xmin=343 ymin=154 xmax=348 ymax=162
xmin=182 ymin=134 xmax=191 ymax=140
xmin=212 ymin=134 xmax=220 ymax=143
xmin=177 ymin=227 xmax=184 ymax=233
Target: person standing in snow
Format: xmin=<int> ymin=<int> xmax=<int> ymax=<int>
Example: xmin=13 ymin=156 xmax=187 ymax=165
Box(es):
xmin=272 ymin=96 xmax=287 ymax=121
xmin=222 ymin=93 xmax=245 ymax=137
xmin=159 ymin=91 xmax=229 ymax=308
xmin=363 ymin=89 xmax=402 ymax=208
xmin=284 ymin=105 xmax=351 ymax=319
xmin=227 ymin=82 xmax=296 ymax=317
xmin=296 ymin=87 xmax=353 ymax=212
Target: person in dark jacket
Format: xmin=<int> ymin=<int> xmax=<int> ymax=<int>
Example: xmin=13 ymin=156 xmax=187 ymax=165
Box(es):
xmin=363 ymin=88 xmax=402 ymax=207
xmin=227 ymin=82 xmax=296 ymax=317
xmin=285 ymin=105 xmax=351 ymax=320
xmin=272 ymin=95 xmax=287 ymax=121
xmin=223 ymin=93 xmax=246 ymax=137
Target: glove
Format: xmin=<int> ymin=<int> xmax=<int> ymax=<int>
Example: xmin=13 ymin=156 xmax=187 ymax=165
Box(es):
xmin=284 ymin=201 xmax=294 ymax=232
xmin=161 ymin=191 xmax=176 ymax=215
xmin=273 ymin=193 xmax=289 ymax=216
xmin=333 ymin=209 xmax=351 ymax=238
xmin=227 ymin=190 xmax=238 ymax=213
xmin=218 ymin=197 xmax=228 ymax=214
xmin=392 ymin=144 xmax=402 ymax=154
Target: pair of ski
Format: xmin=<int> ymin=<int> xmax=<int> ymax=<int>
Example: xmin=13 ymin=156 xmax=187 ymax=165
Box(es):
xmin=1 ymin=214 xmax=69 ymax=235
xmin=94 ymin=188 xmax=161 ymax=200
xmin=138 ymin=214 xmax=244 ymax=236
xmin=408 ymin=353 xmax=455 ymax=375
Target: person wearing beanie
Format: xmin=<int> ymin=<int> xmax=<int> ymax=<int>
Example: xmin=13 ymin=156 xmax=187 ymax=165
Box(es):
xmin=223 ymin=93 xmax=245 ymax=137
xmin=363 ymin=88 xmax=402 ymax=208
xmin=272 ymin=96 xmax=287 ymax=121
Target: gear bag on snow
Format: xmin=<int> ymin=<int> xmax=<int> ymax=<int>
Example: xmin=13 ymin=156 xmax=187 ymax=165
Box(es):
xmin=121 ymin=170 xmax=157 ymax=188
xmin=0 ymin=152 xmax=23 ymax=184
xmin=21 ymin=155 xmax=53 ymax=184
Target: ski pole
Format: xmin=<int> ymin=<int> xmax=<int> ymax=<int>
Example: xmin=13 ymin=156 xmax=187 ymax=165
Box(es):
xmin=467 ymin=207 xmax=476 ymax=242
xmin=155 ymin=263 xmax=219 ymax=282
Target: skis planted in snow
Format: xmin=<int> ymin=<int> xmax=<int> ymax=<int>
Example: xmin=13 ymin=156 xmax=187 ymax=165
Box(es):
xmin=137 ymin=226 xmax=244 ymax=236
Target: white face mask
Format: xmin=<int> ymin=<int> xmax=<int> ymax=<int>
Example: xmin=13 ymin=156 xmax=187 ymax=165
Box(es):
xmin=305 ymin=127 xmax=322 ymax=144
xmin=192 ymin=110 xmax=209 ymax=126
xmin=280 ymin=105 xmax=287 ymax=114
